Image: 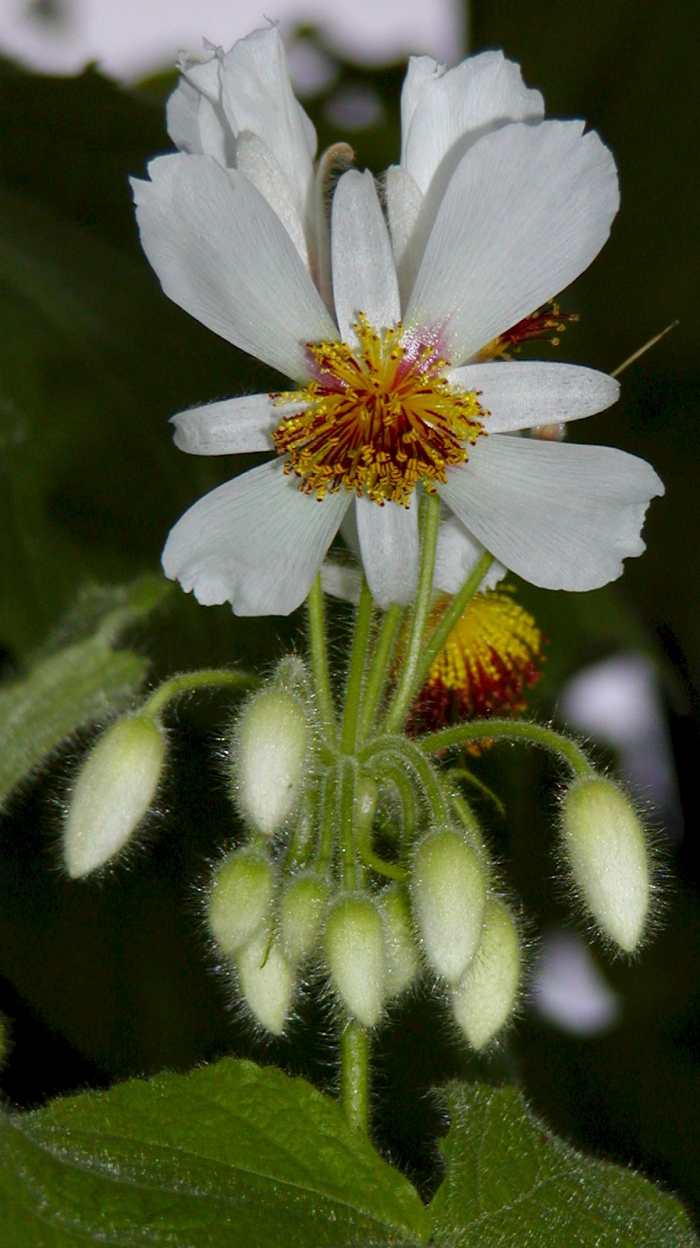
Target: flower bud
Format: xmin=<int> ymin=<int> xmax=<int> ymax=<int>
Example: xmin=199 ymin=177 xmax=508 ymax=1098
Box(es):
xmin=325 ymin=895 xmax=386 ymax=1027
xmin=63 ymin=715 xmax=166 ymax=878
xmin=411 ymin=828 xmax=486 ymax=983
xmin=272 ymin=654 xmax=311 ymax=695
xmin=561 ymin=776 xmax=650 ymax=953
xmin=207 ymin=848 xmax=274 ymax=956
xmin=234 ymin=688 xmax=309 ymax=835
xmin=279 ymin=872 xmax=330 ymax=966
xmin=451 ymin=899 xmax=521 ymax=1050
xmin=380 ymin=886 xmax=420 ymax=1000
xmin=236 ymin=928 xmax=294 ymax=1036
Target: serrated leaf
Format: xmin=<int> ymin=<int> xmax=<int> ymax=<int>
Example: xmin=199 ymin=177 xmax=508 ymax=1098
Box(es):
xmin=0 ymin=575 xmax=169 ymax=810
xmin=429 ymin=1081 xmax=697 ymax=1247
xmin=0 ymin=1057 xmax=430 ymax=1247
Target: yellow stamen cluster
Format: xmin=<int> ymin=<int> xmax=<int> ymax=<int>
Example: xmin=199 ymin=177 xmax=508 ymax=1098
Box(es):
xmin=272 ymin=315 xmax=484 ymax=507
xmin=412 ymin=589 xmax=543 ymax=733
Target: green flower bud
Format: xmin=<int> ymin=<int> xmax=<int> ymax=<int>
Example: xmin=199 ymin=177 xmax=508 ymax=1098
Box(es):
xmin=207 ymin=848 xmax=274 ymax=956
xmin=236 ymin=928 xmax=294 ymax=1036
xmin=325 ymin=895 xmax=386 ymax=1028
xmin=272 ymin=654 xmax=311 ymax=695
xmin=380 ymin=886 xmax=420 ymax=1000
xmin=561 ymin=776 xmax=650 ymax=953
xmin=63 ymin=715 xmax=166 ymax=879
xmin=411 ymin=828 xmax=487 ymax=983
xmin=280 ymin=872 xmax=330 ymax=966
xmin=451 ymin=899 xmax=521 ymax=1050
xmin=234 ymin=688 xmax=309 ymax=835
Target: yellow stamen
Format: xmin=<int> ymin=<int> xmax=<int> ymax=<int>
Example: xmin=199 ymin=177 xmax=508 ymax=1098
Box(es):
xmin=272 ymin=314 xmax=484 ymax=506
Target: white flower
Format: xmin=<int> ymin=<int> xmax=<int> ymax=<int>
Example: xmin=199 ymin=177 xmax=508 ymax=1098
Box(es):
xmin=132 ymin=27 xmax=663 ymax=616
xmin=165 ymin=28 xmax=317 ymax=270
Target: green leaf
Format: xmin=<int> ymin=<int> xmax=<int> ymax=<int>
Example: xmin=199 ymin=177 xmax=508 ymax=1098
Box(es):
xmin=0 ymin=1057 xmax=430 ymax=1247
xmin=430 ymin=1081 xmax=697 ymax=1246
xmin=0 ymin=574 xmax=169 ymax=811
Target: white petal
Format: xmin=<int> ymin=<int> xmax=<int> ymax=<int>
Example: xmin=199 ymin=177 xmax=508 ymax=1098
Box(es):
xmin=449 ymin=362 xmax=620 ymax=433
xmin=166 ymin=77 xmax=230 ymax=164
xmin=406 ymin=121 xmax=619 ymax=366
xmin=437 ymin=435 xmax=663 ymax=591
xmin=400 ymin=52 xmax=544 ymax=195
xmin=162 ymin=461 xmax=350 ymax=616
xmin=320 ymin=560 xmax=362 ymax=605
xmin=235 ymin=132 xmax=309 ymax=265
xmin=434 ymin=515 xmax=505 ymax=594
xmin=220 ymin=26 xmax=316 ymax=227
xmin=384 ymin=165 xmax=424 ymax=305
xmin=132 ymin=154 xmax=336 ymax=381
xmin=166 ymin=78 xmax=205 ymax=153
xmin=340 ymin=505 xmax=360 ymax=557
xmin=171 ymin=393 xmax=304 ymax=455
xmin=400 ymin=56 xmax=440 ymax=144
xmin=393 ymin=53 xmax=544 ymax=306
xmin=179 ymin=49 xmax=222 ymax=101
xmin=355 ymin=495 xmax=419 ymax=607
xmin=331 ymin=170 xmax=401 ymax=342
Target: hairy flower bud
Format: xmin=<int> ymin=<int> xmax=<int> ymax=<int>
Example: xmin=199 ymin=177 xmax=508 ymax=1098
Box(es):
xmin=451 ymin=899 xmax=521 ymax=1050
xmin=380 ymin=886 xmax=420 ymax=1000
xmin=236 ymin=928 xmax=294 ymax=1036
xmin=207 ymin=848 xmax=274 ymax=956
xmin=63 ymin=714 xmax=166 ymax=879
xmin=325 ymin=895 xmax=386 ymax=1027
xmin=234 ymin=688 xmax=309 ymax=835
xmin=561 ymin=776 xmax=650 ymax=953
xmin=411 ymin=828 xmax=486 ymax=983
xmin=279 ymin=872 xmax=330 ymax=966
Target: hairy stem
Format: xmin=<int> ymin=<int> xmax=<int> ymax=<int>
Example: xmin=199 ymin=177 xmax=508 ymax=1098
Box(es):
xmin=340 ymin=1020 xmax=370 ymax=1133
xmin=419 ymin=718 xmax=595 ymax=777
xmin=413 ymin=551 xmax=494 ymax=696
xmin=142 ymin=668 xmax=253 ymax=718
xmin=361 ymin=735 xmax=451 ymax=825
xmin=307 ymin=574 xmax=337 ymax=746
xmin=359 ymin=603 xmax=404 ymax=740
xmin=383 ymin=492 xmax=441 ymax=733
xmin=341 ymin=579 xmax=374 ymax=754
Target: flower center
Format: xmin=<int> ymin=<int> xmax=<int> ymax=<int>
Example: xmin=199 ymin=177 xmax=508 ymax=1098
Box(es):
xmin=409 ymin=589 xmax=543 ymax=738
xmin=271 ymin=314 xmax=484 ymax=506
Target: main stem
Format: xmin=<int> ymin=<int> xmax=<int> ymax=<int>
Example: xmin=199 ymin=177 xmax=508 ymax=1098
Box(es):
xmin=341 ymin=578 xmax=374 ymax=754
xmin=336 ymin=754 xmax=370 ymax=1133
xmin=359 ymin=603 xmax=403 ymax=739
xmin=413 ymin=550 xmax=494 ymax=692
xmin=307 ymin=574 xmax=337 ymax=745
xmin=383 ymin=492 xmax=441 ymax=733
xmin=340 ymin=1021 xmax=370 ymax=1133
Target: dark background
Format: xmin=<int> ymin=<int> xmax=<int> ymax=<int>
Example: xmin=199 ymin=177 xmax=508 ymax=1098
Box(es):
xmin=1 ymin=0 xmax=698 ymax=1225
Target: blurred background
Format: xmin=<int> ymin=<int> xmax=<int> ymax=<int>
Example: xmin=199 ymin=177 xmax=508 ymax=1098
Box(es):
xmin=0 ymin=0 xmax=698 ymax=1226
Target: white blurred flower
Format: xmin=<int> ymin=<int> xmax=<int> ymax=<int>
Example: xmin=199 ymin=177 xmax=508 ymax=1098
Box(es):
xmin=133 ymin=27 xmax=663 ymax=616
